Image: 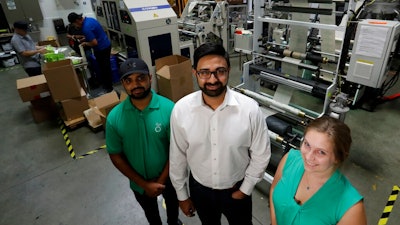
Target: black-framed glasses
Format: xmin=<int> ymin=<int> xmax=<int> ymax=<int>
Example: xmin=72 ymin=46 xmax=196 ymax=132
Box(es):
xmin=121 ymin=74 xmax=149 ymax=85
xmin=196 ymin=67 xmax=228 ymax=79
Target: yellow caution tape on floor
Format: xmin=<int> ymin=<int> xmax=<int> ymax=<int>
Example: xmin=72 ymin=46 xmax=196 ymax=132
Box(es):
xmin=78 ymin=145 xmax=106 ymax=159
xmin=378 ymin=185 xmax=400 ymax=225
xmin=58 ymin=117 xmax=106 ymax=160
xmin=58 ymin=119 xmax=76 ymax=159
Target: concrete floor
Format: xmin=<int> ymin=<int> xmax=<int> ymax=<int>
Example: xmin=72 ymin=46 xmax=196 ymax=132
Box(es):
xmin=0 ymin=56 xmax=399 ymax=225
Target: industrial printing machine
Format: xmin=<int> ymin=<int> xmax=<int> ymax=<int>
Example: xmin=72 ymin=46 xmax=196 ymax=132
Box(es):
xmin=93 ymin=0 xmax=400 ymax=183
xmin=233 ymin=0 xmax=400 ymax=182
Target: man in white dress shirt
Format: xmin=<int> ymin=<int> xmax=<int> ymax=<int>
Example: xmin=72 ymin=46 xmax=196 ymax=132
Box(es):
xmin=169 ymin=42 xmax=271 ymax=225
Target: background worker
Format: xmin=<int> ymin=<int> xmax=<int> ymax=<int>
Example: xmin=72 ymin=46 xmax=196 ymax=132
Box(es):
xmin=66 ymin=23 xmax=99 ymax=88
xmin=169 ymin=42 xmax=271 ymax=225
xmin=67 ymin=12 xmax=113 ymax=94
xmin=11 ymin=21 xmax=47 ymax=77
xmin=270 ymin=116 xmax=367 ymax=225
xmin=106 ymin=58 xmax=181 ymax=225
xmin=66 ymin=23 xmax=86 ymax=55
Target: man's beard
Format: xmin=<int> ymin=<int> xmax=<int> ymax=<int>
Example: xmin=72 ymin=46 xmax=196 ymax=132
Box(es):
xmin=200 ymin=82 xmax=227 ymax=97
xmin=129 ymin=87 xmax=151 ymax=99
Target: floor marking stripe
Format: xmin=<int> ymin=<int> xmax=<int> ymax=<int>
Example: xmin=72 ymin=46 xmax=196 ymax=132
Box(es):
xmin=57 ymin=119 xmax=106 ymax=160
xmin=77 ymin=145 xmax=106 ymax=159
xmin=58 ymin=119 xmax=77 ymax=159
xmin=378 ymin=185 xmax=400 ymax=225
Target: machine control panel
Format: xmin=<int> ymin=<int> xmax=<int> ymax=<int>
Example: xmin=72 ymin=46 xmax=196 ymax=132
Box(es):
xmin=120 ymin=10 xmax=132 ymax=24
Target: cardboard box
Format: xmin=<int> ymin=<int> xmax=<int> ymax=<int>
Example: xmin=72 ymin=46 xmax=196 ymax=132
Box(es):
xmin=93 ymin=91 xmax=120 ymax=116
xmin=119 ymin=90 xmax=128 ymax=102
xmin=38 ymin=40 xmax=60 ymax=47
xmin=16 ymin=75 xmax=51 ymax=102
xmin=91 ymin=91 xmax=120 ymax=127
xmin=60 ymin=89 xmax=89 ymax=121
xmin=155 ymin=55 xmax=194 ymax=102
xmin=29 ymin=96 xmax=58 ymax=123
xmin=84 ymin=108 xmax=103 ymax=129
xmin=43 ymin=59 xmax=82 ymax=102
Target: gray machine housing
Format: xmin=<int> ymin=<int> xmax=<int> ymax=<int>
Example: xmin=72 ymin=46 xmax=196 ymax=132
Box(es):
xmin=95 ymin=0 xmax=181 ymax=90
xmin=347 ymin=19 xmax=400 ymax=88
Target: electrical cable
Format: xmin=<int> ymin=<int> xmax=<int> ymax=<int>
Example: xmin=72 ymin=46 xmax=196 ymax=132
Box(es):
xmin=382 ymin=93 xmax=400 ymax=101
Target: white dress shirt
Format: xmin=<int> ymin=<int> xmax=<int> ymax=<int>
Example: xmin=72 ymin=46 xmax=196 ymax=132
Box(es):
xmin=169 ymin=87 xmax=271 ymax=201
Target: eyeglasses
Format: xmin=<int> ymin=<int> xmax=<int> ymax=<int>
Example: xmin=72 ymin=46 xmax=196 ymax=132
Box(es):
xmin=122 ymin=74 xmax=149 ymax=85
xmin=196 ymin=68 xmax=228 ymax=79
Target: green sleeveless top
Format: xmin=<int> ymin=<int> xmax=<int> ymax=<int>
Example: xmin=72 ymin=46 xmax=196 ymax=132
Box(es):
xmin=272 ymin=150 xmax=363 ymax=225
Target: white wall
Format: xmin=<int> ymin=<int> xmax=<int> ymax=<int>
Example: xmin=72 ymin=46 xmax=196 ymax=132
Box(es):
xmin=38 ymin=0 xmax=95 ymax=41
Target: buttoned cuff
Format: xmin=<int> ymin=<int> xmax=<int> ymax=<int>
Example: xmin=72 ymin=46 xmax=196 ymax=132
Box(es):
xmin=239 ymin=178 xmax=255 ymax=196
xmin=176 ymin=189 xmax=189 ymax=201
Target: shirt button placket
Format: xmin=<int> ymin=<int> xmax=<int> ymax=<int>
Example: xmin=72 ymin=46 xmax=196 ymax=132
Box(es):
xmin=210 ymin=115 xmax=218 ymax=186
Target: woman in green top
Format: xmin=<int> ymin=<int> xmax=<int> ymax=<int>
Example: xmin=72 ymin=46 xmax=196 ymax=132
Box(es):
xmin=270 ymin=116 xmax=367 ymax=225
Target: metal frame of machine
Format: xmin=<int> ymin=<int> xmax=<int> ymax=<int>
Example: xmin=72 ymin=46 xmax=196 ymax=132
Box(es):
xmin=178 ymin=0 xmax=229 ymax=51
xmin=234 ymin=0 xmax=400 ymax=183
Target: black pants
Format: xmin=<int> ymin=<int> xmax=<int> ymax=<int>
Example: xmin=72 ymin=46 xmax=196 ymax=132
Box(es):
xmin=93 ymin=45 xmax=113 ymax=91
xmin=25 ymin=67 xmax=42 ymax=77
xmin=189 ymin=175 xmax=253 ymax=225
xmin=133 ymin=178 xmax=180 ymax=225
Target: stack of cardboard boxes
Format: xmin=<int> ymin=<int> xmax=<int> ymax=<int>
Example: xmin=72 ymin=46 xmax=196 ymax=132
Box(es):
xmin=16 ymin=54 xmax=195 ymax=128
xmin=16 ymin=74 xmax=57 ymax=123
xmin=42 ymin=59 xmax=89 ymax=125
xmin=16 ymin=59 xmax=89 ymax=125
xmin=16 ymin=58 xmax=123 ymax=130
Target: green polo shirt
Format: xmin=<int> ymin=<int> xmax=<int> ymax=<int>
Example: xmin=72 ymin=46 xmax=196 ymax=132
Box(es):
xmin=106 ymin=90 xmax=174 ymax=193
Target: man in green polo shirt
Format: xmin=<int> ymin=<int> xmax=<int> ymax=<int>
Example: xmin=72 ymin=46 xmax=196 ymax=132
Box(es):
xmin=106 ymin=58 xmax=181 ymax=225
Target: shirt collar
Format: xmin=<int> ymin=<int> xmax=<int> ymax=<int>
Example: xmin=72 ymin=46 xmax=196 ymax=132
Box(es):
xmin=223 ymin=87 xmax=240 ymax=107
xmin=147 ymin=89 xmax=160 ymax=109
xmin=194 ymin=87 xmax=240 ymax=110
xmin=15 ymin=33 xmax=25 ymax=39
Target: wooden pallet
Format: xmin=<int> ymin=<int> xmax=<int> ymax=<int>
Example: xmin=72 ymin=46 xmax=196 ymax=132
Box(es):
xmin=87 ymin=123 xmax=103 ymax=133
xmin=64 ymin=116 xmax=86 ymax=130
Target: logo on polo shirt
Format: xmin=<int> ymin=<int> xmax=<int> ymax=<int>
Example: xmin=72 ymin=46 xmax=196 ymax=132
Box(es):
xmin=155 ymin=123 xmax=162 ymax=133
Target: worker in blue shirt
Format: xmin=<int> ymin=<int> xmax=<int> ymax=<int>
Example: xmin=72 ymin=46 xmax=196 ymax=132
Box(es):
xmin=68 ymin=12 xmax=113 ymax=94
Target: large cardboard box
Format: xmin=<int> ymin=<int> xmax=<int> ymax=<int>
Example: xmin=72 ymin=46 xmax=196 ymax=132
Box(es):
xmin=90 ymin=91 xmax=120 ymax=127
xmin=43 ymin=59 xmax=82 ymax=102
xmin=16 ymin=75 xmax=51 ymax=102
xmin=93 ymin=91 xmax=120 ymax=116
xmin=155 ymin=55 xmax=194 ymax=102
xmin=60 ymin=89 xmax=89 ymax=121
xmin=29 ymin=96 xmax=58 ymax=123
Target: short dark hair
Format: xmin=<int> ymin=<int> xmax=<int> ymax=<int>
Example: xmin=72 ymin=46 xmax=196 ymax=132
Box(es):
xmin=193 ymin=42 xmax=230 ymax=70
xmin=304 ymin=116 xmax=352 ymax=165
xmin=68 ymin=12 xmax=83 ymax=23
xmin=13 ymin=21 xmax=28 ymax=31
